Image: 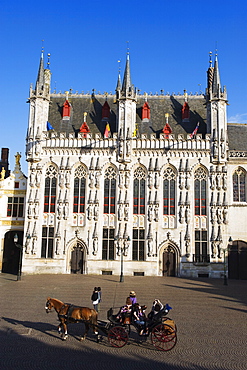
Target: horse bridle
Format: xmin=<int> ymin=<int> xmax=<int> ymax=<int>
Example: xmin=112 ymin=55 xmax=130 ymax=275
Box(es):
xmin=45 ymin=299 xmax=53 ymax=313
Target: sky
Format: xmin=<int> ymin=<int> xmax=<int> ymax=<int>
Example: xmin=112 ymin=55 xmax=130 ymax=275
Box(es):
xmin=1 ymin=0 xmax=247 ymax=174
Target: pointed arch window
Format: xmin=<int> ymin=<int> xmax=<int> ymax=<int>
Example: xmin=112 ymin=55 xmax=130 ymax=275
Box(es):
xmin=73 ymin=166 xmax=87 ymax=213
xmin=163 ymin=168 xmax=176 ymax=215
xmin=142 ymin=102 xmax=150 ymax=120
xmin=194 ymin=168 xmax=207 ymax=216
xmin=44 ymin=165 xmax=57 ymax=213
xmin=104 ymin=167 xmax=116 ymax=214
xmin=133 ymin=167 xmax=146 ymax=215
xmin=233 ymin=168 xmax=246 ymax=202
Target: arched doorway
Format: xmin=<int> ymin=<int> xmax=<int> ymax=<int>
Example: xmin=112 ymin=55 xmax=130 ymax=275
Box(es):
xmin=162 ymin=245 xmax=176 ymax=277
xmin=71 ymin=243 xmax=85 ymax=274
xmin=228 ymin=240 xmax=247 ymax=280
xmin=2 ymin=231 xmax=23 ymax=275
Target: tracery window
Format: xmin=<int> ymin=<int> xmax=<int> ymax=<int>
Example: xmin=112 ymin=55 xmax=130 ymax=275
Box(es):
xmin=104 ymin=167 xmax=116 ymax=214
xmin=233 ymin=168 xmax=246 ymax=202
xmin=194 ymin=167 xmax=207 ymax=216
xmin=73 ymin=166 xmax=87 ymax=213
xmin=163 ymin=168 xmax=176 ymax=215
xmin=133 ymin=167 xmax=146 ymax=215
xmin=44 ymin=165 xmax=57 ymax=213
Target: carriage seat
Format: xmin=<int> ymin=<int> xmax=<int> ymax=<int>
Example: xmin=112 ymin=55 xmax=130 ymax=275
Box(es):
xmin=107 ymin=308 xmax=120 ymax=324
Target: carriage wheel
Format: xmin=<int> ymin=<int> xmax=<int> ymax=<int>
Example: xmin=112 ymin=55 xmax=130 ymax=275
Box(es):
xmin=108 ymin=326 xmax=129 ymax=348
xmin=151 ymin=323 xmax=177 ymax=351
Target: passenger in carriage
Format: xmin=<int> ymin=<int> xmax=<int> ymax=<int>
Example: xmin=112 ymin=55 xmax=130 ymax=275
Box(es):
xmin=116 ymin=297 xmax=132 ymax=323
xmin=128 ymin=291 xmax=137 ymax=305
xmin=147 ymin=299 xmax=164 ymax=320
xmin=133 ymin=303 xmax=148 ymax=335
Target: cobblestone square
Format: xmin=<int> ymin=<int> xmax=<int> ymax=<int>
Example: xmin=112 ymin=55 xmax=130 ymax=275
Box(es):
xmin=0 ymin=274 xmax=246 ymax=370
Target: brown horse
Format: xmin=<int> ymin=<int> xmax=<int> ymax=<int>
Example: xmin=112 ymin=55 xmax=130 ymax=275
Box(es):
xmin=45 ymin=297 xmax=99 ymax=341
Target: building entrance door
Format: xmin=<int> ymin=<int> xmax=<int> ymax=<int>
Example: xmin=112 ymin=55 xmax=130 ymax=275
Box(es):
xmin=2 ymin=231 xmax=23 ymax=275
xmin=71 ymin=244 xmax=84 ymax=274
xmin=228 ymin=240 xmax=247 ymax=280
xmin=162 ymin=246 xmax=176 ymax=276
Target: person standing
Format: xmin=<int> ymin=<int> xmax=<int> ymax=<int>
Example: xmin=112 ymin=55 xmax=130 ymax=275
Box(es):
xmin=97 ymin=287 xmax=102 ymax=312
xmin=91 ymin=287 xmax=99 ymax=312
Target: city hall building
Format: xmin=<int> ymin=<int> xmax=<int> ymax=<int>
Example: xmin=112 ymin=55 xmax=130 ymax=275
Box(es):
xmin=3 ymin=51 xmax=247 ymax=279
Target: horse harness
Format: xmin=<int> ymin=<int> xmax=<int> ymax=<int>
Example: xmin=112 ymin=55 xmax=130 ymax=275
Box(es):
xmin=58 ymin=304 xmax=91 ymax=324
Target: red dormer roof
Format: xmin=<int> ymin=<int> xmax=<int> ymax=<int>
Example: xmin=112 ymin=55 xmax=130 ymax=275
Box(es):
xmin=62 ymin=100 xmax=71 ymax=118
xmin=102 ymin=100 xmax=110 ymax=120
xmin=142 ymin=101 xmax=150 ymax=120
xmin=182 ymin=102 xmax=190 ymax=122
xmin=79 ymin=122 xmax=90 ymax=138
xmin=162 ymin=123 xmax=172 ymax=138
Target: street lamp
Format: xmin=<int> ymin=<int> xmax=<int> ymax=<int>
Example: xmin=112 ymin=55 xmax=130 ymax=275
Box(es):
xmin=115 ymin=235 xmax=130 ymax=283
xmin=13 ymin=233 xmax=31 ymax=281
xmin=221 ymin=236 xmax=232 ymax=286
xmin=14 ymin=233 xmax=23 ymax=281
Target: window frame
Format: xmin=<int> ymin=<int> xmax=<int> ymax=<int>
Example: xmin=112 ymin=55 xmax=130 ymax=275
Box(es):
xmin=102 ymin=228 xmax=115 ymax=260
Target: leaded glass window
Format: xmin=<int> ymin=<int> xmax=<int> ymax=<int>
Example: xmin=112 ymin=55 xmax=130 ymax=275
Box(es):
xmin=73 ymin=166 xmax=87 ymax=213
xmin=44 ymin=165 xmax=57 ymax=213
xmin=233 ymin=168 xmax=246 ymax=202
xmin=41 ymin=226 xmax=54 ymax=258
xmin=163 ymin=167 xmax=176 ymax=215
xmin=104 ymin=167 xmax=116 ymax=214
xmin=102 ymin=228 xmax=115 ymax=260
xmin=194 ymin=168 xmax=207 ymax=216
xmin=133 ymin=167 xmax=146 ymax=215
xmin=132 ymin=229 xmax=145 ymax=261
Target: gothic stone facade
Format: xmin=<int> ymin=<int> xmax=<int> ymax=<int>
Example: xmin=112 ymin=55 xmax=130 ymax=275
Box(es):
xmin=22 ymin=53 xmax=247 ymax=278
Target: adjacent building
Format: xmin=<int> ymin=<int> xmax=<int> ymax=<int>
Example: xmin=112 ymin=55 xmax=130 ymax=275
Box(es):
xmin=0 ymin=151 xmax=27 ymax=274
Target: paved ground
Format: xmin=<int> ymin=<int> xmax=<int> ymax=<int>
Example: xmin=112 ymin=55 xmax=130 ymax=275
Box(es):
xmin=0 ymin=273 xmax=246 ymax=370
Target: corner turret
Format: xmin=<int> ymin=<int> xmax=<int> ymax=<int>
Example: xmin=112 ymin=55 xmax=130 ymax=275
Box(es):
xmin=206 ymin=52 xmax=228 ymax=164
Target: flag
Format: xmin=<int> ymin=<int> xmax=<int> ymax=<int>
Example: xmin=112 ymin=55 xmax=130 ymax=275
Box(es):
xmin=47 ymin=121 xmax=54 ymax=131
xmin=190 ymin=122 xmax=200 ymax=138
xmin=104 ymin=123 xmax=111 ymax=138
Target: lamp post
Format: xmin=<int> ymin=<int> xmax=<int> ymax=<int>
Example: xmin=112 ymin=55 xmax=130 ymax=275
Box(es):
xmin=115 ymin=235 xmax=130 ymax=283
xmin=221 ymin=236 xmax=232 ymax=286
xmin=13 ymin=233 xmax=23 ymax=281
xmin=120 ymin=245 xmax=124 ymax=283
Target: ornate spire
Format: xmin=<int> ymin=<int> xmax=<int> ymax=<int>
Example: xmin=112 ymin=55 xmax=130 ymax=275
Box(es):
xmin=212 ymin=52 xmax=221 ymax=95
xmin=122 ymin=50 xmax=131 ymax=93
xmin=120 ymin=47 xmax=136 ymax=100
xmin=35 ymin=49 xmax=44 ymax=93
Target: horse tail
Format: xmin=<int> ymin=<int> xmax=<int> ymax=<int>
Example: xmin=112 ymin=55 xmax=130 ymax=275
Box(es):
xmin=92 ymin=309 xmax=98 ymax=324
xmin=91 ymin=309 xmax=98 ymax=334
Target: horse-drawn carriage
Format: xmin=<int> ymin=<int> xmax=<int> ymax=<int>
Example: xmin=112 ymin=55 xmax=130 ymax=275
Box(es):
xmin=100 ymin=304 xmax=177 ymax=351
xmin=45 ymin=298 xmax=177 ymax=351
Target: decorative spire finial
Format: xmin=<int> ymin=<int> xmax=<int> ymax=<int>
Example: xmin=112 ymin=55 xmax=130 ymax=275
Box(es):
xmin=41 ymin=39 xmax=44 ymax=57
xmin=209 ymin=51 xmax=212 ymax=66
xmin=47 ymin=53 xmax=51 ymax=69
xmin=126 ymin=41 xmax=130 ymax=57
